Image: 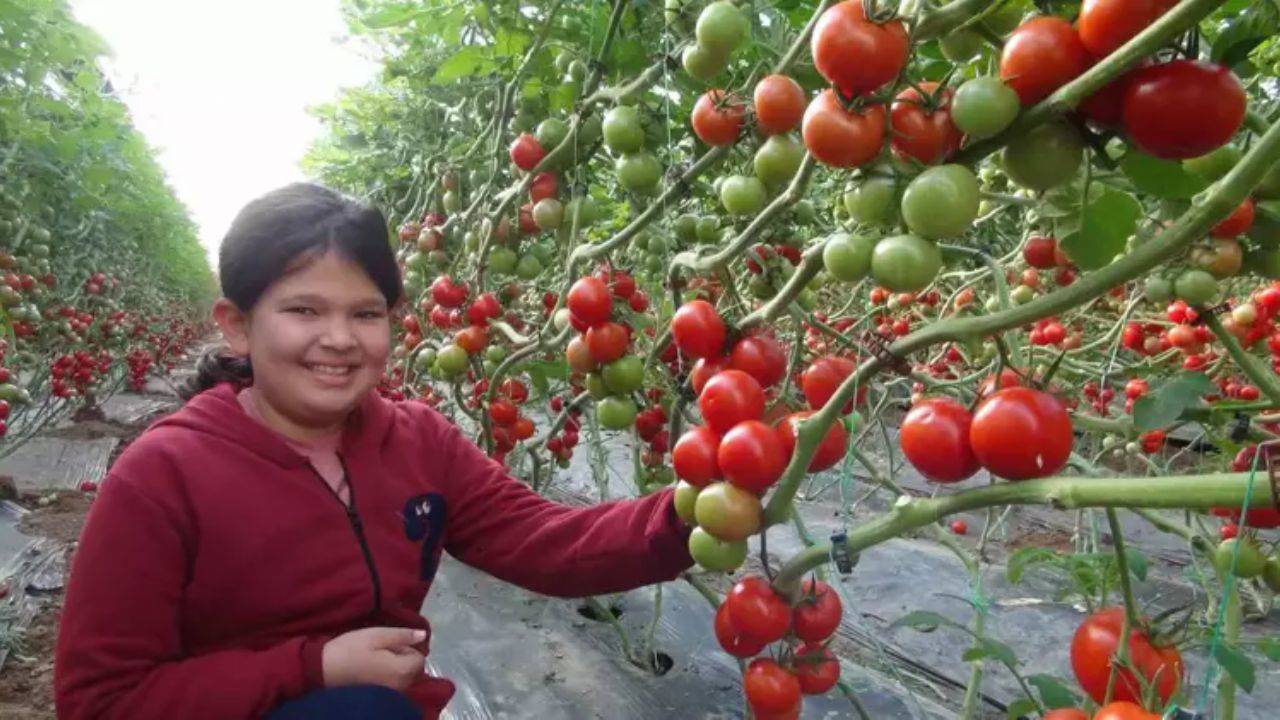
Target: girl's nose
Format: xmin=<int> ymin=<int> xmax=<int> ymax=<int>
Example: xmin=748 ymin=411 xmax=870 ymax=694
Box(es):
xmin=319 ymin=317 xmax=358 ymax=349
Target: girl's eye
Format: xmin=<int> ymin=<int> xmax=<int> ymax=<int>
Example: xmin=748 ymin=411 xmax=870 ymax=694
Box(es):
xmin=286 ymin=307 xmax=317 ymax=316
xmin=356 ymin=310 xmax=385 ymax=320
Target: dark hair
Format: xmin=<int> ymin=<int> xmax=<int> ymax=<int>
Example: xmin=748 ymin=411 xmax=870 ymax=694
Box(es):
xmin=183 ymin=183 xmax=402 ymax=399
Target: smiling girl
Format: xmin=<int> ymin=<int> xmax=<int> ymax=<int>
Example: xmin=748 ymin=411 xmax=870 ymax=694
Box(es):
xmin=53 ymin=183 xmax=693 ymax=720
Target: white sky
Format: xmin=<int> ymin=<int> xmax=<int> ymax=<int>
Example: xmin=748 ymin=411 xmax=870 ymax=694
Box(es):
xmin=69 ymin=1 xmax=381 ymax=271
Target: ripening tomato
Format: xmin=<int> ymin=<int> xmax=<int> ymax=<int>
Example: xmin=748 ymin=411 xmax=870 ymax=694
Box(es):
xmin=691 ymin=356 xmax=730 ymax=395
xmin=529 ymin=171 xmax=558 ymax=202
xmin=455 ymin=325 xmax=489 ymax=354
xmin=776 ymin=411 xmax=849 ymax=473
xmin=791 ymin=578 xmax=842 ymax=642
xmin=719 ymin=420 xmax=788 ymax=493
xmin=673 ymin=425 xmax=722 ymax=487
xmin=1210 ymin=197 xmax=1255 ymax=238
xmin=567 ymin=276 xmax=612 ymax=327
xmin=811 ymin=1 xmax=908 ymax=97
xmin=699 ymin=369 xmax=766 ymax=434
xmin=585 ymin=321 xmax=629 ymax=364
xmin=692 ymin=90 xmax=745 ymax=146
xmin=793 ymin=643 xmax=840 ymax=695
xmin=509 ymin=132 xmax=545 ymax=171
xmin=1071 ymin=607 xmax=1183 ymax=706
xmin=1123 ymin=60 xmax=1245 ymax=160
xmin=900 ymin=397 xmax=980 ymax=483
xmin=1092 ymin=703 xmax=1159 ymax=720
xmin=744 ymin=659 xmax=802 ymax=716
xmin=672 ymin=299 xmax=727 ymax=359
xmin=800 ymin=355 xmax=861 ymax=413
xmin=969 ymin=387 xmax=1073 ymax=480
xmin=726 ymin=576 xmax=792 ymax=644
xmin=714 ymin=603 xmax=766 ymax=658
xmin=1023 ymin=236 xmax=1058 ymax=269
xmin=1000 ymin=17 xmax=1090 ymax=104
xmin=890 ymin=83 xmax=962 ymax=165
xmin=1078 ymin=0 xmax=1158 ymax=57
xmin=802 ymin=89 xmax=887 ymax=169
xmin=729 ymin=335 xmax=788 ymax=388
xmin=753 ymin=74 xmax=806 ymax=135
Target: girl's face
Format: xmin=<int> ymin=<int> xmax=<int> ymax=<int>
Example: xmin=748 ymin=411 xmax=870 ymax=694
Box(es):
xmin=215 ymin=250 xmax=391 ymax=438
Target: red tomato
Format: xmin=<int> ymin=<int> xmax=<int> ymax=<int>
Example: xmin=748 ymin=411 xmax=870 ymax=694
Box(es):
xmin=719 ymin=420 xmax=788 ymax=493
xmin=999 ymin=17 xmax=1090 ymax=104
xmin=889 ymin=82 xmax=962 ymax=165
xmin=1078 ymin=0 xmax=1158 ymax=58
xmin=753 ymin=74 xmax=806 ymax=135
xmin=565 ymin=334 xmax=597 ymax=373
xmin=793 ymin=642 xmax=840 ymax=695
xmin=744 ymin=658 xmax=802 ymax=716
xmin=1078 ymin=69 xmax=1134 ymax=128
xmin=672 ymin=300 xmax=727 ymax=359
xmin=509 ymin=132 xmax=545 ymax=171
xmin=729 ymin=335 xmax=788 ymax=388
xmin=1210 ymin=197 xmax=1255 ymax=238
xmin=691 ymin=355 xmax=730 ymax=395
xmin=488 ymin=399 xmax=518 ymax=427
xmin=529 ymin=171 xmax=558 ymax=202
xmin=673 ymin=425 xmax=722 ymax=487
xmin=811 ymin=1 xmax=908 ymax=97
xmin=800 ymin=356 xmax=860 ymax=413
xmin=791 ymin=578 xmax=842 ymax=642
xmin=802 ymin=89 xmax=887 ymax=169
xmin=1070 ymin=607 xmax=1183 ymax=706
xmin=512 ymin=416 xmax=535 ymax=441
xmin=970 ymin=387 xmax=1073 ymax=480
xmin=699 ymin=369 xmax=765 ymax=434
xmin=1123 ymin=60 xmax=1245 ymax=160
xmin=455 ymin=325 xmax=489 ymax=354
xmin=567 ymin=276 xmax=612 ymax=326
xmin=1023 ymin=236 xmax=1058 ymax=269
xmin=714 ymin=603 xmax=766 ymax=658
xmin=1042 ymin=710 xmax=1090 ymax=720
xmin=628 ymin=290 xmax=650 ymax=312
xmin=585 ymin=321 xmax=629 ymax=364
xmin=692 ymin=90 xmax=745 ymax=146
xmin=776 ymin=411 xmax=848 ymax=473
xmin=1093 ymin=703 xmax=1159 ymax=720
xmin=900 ymin=397 xmax=980 ymax=483
xmin=726 ymin=576 xmax=791 ymax=644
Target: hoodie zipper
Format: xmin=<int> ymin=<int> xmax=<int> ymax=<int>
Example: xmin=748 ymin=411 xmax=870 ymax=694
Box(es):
xmin=307 ymin=457 xmax=383 ymax=615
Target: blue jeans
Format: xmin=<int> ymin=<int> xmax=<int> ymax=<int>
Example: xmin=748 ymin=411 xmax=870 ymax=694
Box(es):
xmin=269 ymin=685 xmax=420 ymax=720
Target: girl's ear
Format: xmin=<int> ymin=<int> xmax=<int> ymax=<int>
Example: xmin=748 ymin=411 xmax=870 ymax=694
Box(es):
xmin=212 ymin=298 xmax=251 ymax=357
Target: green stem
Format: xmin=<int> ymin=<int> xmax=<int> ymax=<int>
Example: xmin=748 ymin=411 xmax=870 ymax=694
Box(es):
xmin=1218 ymin=584 xmax=1241 ymax=720
xmin=1101 ymin=508 xmax=1137 ymax=705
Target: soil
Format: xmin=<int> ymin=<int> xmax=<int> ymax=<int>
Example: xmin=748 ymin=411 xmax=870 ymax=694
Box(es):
xmin=0 ymin=606 xmax=60 ymax=720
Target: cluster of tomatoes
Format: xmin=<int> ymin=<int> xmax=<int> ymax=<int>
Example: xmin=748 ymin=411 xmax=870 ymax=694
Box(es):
xmin=714 ymin=575 xmax=844 ymax=720
xmin=900 ymin=381 xmax=1074 ymax=484
xmin=48 ymin=349 xmax=112 ymax=399
xmin=563 ymin=273 xmax=646 ymax=431
xmin=543 ymin=395 xmax=583 ymax=468
xmin=481 ymin=377 xmax=536 ymax=461
xmin=123 ymin=347 xmax=155 ymax=392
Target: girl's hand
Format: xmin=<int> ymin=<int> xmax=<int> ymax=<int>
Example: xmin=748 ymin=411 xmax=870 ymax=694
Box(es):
xmin=321 ymin=627 xmax=427 ymax=691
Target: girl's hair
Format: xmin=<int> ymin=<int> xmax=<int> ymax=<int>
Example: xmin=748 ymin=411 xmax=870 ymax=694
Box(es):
xmin=182 ymin=182 xmax=403 ymax=400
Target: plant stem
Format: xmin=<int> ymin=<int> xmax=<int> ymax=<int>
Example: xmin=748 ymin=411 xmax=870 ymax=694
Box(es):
xmin=1101 ymin=508 xmax=1137 ymax=705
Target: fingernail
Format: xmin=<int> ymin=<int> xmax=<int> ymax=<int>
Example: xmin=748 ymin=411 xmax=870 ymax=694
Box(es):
xmin=413 ymin=630 xmax=426 ymax=642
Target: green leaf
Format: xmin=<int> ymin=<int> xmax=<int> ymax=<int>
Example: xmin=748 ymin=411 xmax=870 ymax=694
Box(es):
xmin=1005 ymin=698 xmax=1039 ymax=720
xmin=1059 ymin=186 xmax=1142 ymax=270
xmin=1007 ymin=547 xmax=1059 ymax=584
xmin=1120 ymin=151 xmax=1209 ymax=199
xmin=432 ymin=46 xmax=491 ymax=83
xmin=1212 ymin=1 xmax=1280 ymax=68
xmin=1028 ymin=674 xmax=1082 ymax=709
xmin=890 ymin=610 xmax=961 ymax=633
xmin=1124 ymin=548 xmax=1148 ymax=582
xmin=1132 ymin=372 xmax=1216 ymax=431
xmin=1214 ymin=642 xmax=1256 ymax=693
xmin=961 ymin=638 xmax=1019 ymax=667
xmin=361 ymin=3 xmax=428 ymax=29
xmin=1258 ymin=637 xmax=1280 ymax=661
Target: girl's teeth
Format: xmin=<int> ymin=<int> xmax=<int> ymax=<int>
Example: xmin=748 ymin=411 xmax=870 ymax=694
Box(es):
xmin=310 ymin=365 xmax=351 ymax=376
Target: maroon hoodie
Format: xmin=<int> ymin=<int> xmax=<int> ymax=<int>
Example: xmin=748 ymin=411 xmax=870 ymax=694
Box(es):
xmin=54 ymin=382 xmax=693 ymax=719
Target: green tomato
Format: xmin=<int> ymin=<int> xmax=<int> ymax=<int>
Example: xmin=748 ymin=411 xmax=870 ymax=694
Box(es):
xmin=535 ymin=117 xmax=568 ymax=151
xmin=516 ymin=253 xmax=544 ymax=280
xmin=616 ymin=152 xmax=662 ymax=194
xmin=646 ymin=254 xmax=665 ymax=274
xmin=694 ymin=482 xmax=761 ymax=542
xmin=442 ymin=190 xmax=461 ymax=213
xmin=981 ymin=0 xmax=1029 ymax=35
xmin=1002 ymin=120 xmax=1084 ymax=191
xmin=720 ymin=175 xmax=767 ymax=216
xmin=603 ymin=106 xmax=645 ymax=154
xmin=647 ymin=235 xmax=669 ymax=255
xmin=843 ymin=176 xmax=896 ymax=226
xmin=597 ymin=395 xmax=638 ymax=430
xmin=940 ymin=28 xmax=983 ymax=62
xmin=554 ymin=50 xmax=574 ymax=75
xmin=1182 ymin=145 xmax=1241 ymax=184
xmin=489 ymin=247 xmax=518 ymax=275
xmin=797 ymin=287 xmax=817 ymax=310
xmin=436 ymin=345 xmax=469 ymax=377
xmin=682 ymin=43 xmax=728 ymax=82
xmin=748 ymin=276 xmax=774 ymax=300
xmin=674 ymin=213 xmax=700 ymax=243
xmin=568 ymin=59 xmax=588 ymax=83
xmin=792 ymin=199 xmax=817 ymax=225
xmin=565 ymin=196 xmax=598 ymax=227
xmin=1173 ymin=269 xmax=1219 ymax=305
xmin=673 ymin=481 xmax=701 ymax=525
xmin=688 ymin=526 xmax=747 ymax=572
xmin=901 ymin=164 xmax=980 ymax=239
xmin=871 ymin=234 xmax=942 ymax=292
xmin=585 ymin=372 xmax=610 ymax=400
xmin=1264 ymin=555 xmax=1280 ymax=592
xmin=1215 ymin=538 xmax=1267 ymax=578
xmin=1143 ymin=276 xmax=1173 ymax=303
xmin=696 ymin=1 xmax=749 ymax=55
xmin=413 ymin=349 xmax=437 ymax=373
xmin=533 ymin=198 xmax=564 ymax=230
xmin=602 ymin=355 xmax=644 ymax=394
xmin=753 ymin=134 xmax=805 ymax=188
xmin=531 ymin=239 xmax=557 ymax=266
xmin=579 ymin=113 xmax=604 ymax=146
xmin=1010 ymin=284 xmax=1035 ymax=304
xmin=951 ymin=77 xmax=1020 ymax=140
xmin=406 ymin=251 xmax=430 ymax=271
xmin=696 ymin=216 xmax=720 ymax=244
xmin=463 ymin=231 xmax=480 ymax=252
xmin=823 ymin=232 xmax=875 ymax=282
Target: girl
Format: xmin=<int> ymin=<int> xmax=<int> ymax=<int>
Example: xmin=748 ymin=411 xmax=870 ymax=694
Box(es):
xmin=53 ymin=183 xmax=694 ymax=720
